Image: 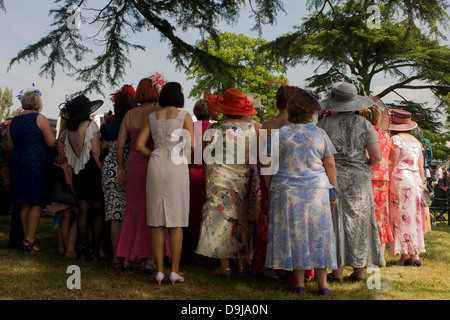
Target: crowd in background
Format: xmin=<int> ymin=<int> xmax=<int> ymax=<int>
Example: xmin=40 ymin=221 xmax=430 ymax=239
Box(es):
xmin=0 ymin=75 xmax=437 ymax=295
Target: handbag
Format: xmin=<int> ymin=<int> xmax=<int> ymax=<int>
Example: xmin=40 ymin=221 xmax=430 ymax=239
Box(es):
xmin=51 ymin=166 xmax=77 ymax=207
xmin=329 ymin=187 xmax=340 ymax=202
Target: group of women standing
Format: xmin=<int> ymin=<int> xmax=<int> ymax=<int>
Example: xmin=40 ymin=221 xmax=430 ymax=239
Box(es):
xmin=5 ymin=77 xmax=427 ymax=294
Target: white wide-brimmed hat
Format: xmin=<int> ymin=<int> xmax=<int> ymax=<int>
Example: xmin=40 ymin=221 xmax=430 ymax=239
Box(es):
xmin=323 ymin=82 xmax=373 ymax=112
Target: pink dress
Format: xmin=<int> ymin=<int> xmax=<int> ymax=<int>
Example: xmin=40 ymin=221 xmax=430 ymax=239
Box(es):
xmin=389 ymin=135 xmax=425 ymax=256
xmin=188 ymin=120 xmax=210 ymax=249
xmin=116 ymin=128 xmax=170 ymax=261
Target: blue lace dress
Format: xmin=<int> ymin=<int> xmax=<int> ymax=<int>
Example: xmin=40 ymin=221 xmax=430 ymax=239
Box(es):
xmin=9 ymin=112 xmax=52 ymax=206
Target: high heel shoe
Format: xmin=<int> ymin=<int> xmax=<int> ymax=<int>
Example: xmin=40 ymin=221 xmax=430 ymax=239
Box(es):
xmin=155 ymin=272 xmax=166 ymax=285
xmin=412 ymin=259 xmax=422 ymax=267
xmin=169 ymin=272 xmax=185 ymax=285
xmin=23 ymin=240 xmax=43 ymax=254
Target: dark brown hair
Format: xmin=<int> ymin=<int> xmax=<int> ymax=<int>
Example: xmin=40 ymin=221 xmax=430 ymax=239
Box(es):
xmin=114 ymin=94 xmax=137 ymax=121
xmin=287 ymin=88 xmax=316 ymax=124
xmin=193 ymin=98 xmax=212 ymax=120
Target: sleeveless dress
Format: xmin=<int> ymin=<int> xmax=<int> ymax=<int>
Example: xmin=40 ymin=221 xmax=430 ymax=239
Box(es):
xmin=65 ymin=120 xmax=104 ymax=202
xmin=146 ymin=110 xmax=190 ymax=228
xmin=116 ymin=126 xmax=170 ymax=260
xmin=9 ymin=112 xmax=51 ymax=206
xmin=389 ymin=135 xmax=426 ymax=256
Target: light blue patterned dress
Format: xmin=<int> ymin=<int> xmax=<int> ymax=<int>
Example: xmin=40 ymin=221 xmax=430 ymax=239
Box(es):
xmin=265 ymin=123 xmax=338 ymax=271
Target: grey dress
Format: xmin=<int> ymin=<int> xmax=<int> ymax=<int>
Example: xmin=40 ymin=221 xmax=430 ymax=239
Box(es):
xmin=317 ymin=113 xmax=385 ymax=268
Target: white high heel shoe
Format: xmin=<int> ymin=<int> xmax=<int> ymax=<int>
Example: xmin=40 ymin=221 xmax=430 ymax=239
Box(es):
xmin=169 ymin=272 xmax=184 ymax=285
xmin=155 ymin=272 xmax=165 ymax=285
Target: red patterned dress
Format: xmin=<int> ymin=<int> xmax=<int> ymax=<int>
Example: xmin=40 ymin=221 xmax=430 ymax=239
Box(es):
xmin=371 ymin=126 xmax=394 ymax=244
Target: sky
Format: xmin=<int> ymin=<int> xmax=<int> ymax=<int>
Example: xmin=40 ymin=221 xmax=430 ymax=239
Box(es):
xmin=0 ymin=1 xmax=448 ymax=120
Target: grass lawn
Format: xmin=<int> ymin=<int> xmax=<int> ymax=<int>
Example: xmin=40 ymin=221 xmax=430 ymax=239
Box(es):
xmin=0 ymin=213 xmax=449 ymax=301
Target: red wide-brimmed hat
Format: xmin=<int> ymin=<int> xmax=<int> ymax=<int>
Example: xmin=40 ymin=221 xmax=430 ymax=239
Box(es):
xmin=205 ymin=88 xmax=257 ymax=116
xmin=388 ymin=109 xmax=418 ymax=131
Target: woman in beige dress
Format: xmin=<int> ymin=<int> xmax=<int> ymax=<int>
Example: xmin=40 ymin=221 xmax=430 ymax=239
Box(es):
xmin=136 ymin=82 xmax=194 ymax=285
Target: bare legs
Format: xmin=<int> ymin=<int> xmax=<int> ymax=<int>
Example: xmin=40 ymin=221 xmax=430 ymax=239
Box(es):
xmin=61 ymin=207 xmax=78 ymax=258
xmin=294 ymin=268 xmax=329 ymax=292
xmin=110 ymin=220 xmax=122 ymax=266
xmin=152 ymin=226 xmax=183 ymax=274
xmin=21 ymin=204 xmax=43 ymax=251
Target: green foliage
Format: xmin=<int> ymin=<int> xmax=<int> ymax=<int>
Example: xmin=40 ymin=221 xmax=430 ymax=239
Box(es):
xmin=7 ymin=0 xmax=284 ymax=97
xmin=187 ymin=32 xmax=288 ymax=124
xmin=0 ymin=87 xmax=13 ymax=122
xmin=263 ymin=1 xmax=450 ymax=158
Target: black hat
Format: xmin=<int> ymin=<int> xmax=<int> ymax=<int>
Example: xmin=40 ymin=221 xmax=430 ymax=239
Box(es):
xmin=65 ymin=94 xmax=104 ymax=116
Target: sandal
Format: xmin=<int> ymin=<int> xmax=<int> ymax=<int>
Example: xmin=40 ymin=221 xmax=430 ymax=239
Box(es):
xmin=23 ymin=240 xmax=43 ymax=254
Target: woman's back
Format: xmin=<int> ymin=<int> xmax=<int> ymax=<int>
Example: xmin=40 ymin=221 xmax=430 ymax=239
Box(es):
xmin=9 ymin=112 xmax=51 ymax=205
xmin=391 ymin=134 xmax=421 ymax=174
xmin=10 ymin=113 xmax=45 ymax=148
xmin=151 ymin=108 xmax=187 ymax=149
xmin=317 ymin=113 xmax=378 ymax=171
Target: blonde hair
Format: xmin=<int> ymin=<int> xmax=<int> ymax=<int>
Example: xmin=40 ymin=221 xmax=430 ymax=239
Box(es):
xmin=287 ymin=88 xmax=316 ymax=124
xmin=193 ymin=98 xmax=212 ymax=120
xmin=359 ymin=106 xmax=379 ymax=126
xmin=21 ymin=92 xmax=43 ymax=112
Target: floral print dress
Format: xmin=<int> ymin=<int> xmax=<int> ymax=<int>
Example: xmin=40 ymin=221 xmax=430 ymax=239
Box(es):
xmin=196 ymin=121 xmax=258 ymax=260
xmin=371 ymin=125 xmax=394 ymax=243
xmin=389 ymin=135 xmax=426 ymax=256
xmin=265 ymin=123 xmax=338 ymax=271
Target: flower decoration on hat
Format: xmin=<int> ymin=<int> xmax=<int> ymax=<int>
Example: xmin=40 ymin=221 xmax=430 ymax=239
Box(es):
xmin=17 ymin=83 xmax=42 ymax=102
xmin=147 ymin=72 xmax=168 ymax=95
xmin=110 ymin=84 xmax=135 ymax=102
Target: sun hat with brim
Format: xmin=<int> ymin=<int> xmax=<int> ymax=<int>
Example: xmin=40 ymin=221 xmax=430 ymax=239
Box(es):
xmin=369 ymin=96 xmax=390 ymax=131
xmin=206 ymin=88 xmax=257 ymax=116
xmin=65 ymin=94 xmax=104 ymax=115
xmin=244 ymin=93 xmax=267 ymax=108
xmin=388 ymin=108 xmax=418 ymax=132
xmin=324 ymin=82 xmax=373 ymax=112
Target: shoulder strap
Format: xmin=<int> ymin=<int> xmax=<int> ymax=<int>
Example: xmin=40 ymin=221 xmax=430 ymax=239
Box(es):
xmin=176 ymin=110 xmax=187 ymax=120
